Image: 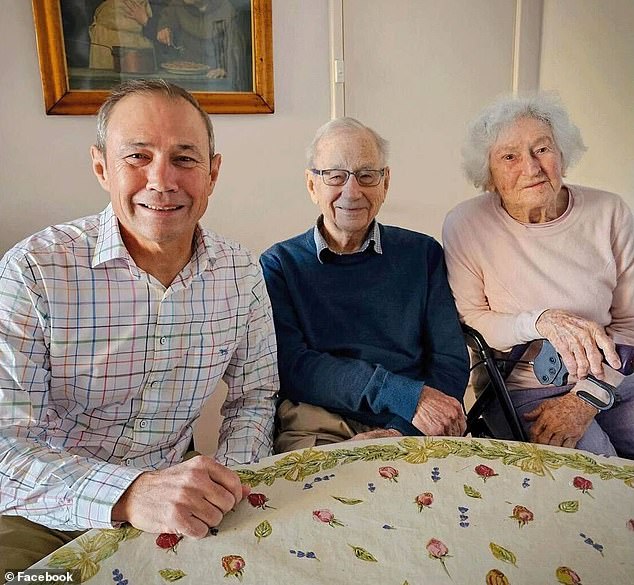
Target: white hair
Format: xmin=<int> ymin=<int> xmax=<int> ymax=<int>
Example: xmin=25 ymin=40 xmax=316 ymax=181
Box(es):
xmin=306 ymin=117 xmax=390 ymax=168
xmin=462 ymin=92 xmax=587 ymax=190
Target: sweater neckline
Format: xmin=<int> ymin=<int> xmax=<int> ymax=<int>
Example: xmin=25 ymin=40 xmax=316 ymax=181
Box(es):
xmin=491 ymin=184 xmax=581 ymax=235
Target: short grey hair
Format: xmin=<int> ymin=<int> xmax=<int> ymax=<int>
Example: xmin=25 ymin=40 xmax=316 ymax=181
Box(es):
xmin=306 ymin=117 xmax=390 ymax=168
xmin=462 ymin=92 xmax=587 ymax=190
xmin=95 ymin=79 xmax=215 ymax=159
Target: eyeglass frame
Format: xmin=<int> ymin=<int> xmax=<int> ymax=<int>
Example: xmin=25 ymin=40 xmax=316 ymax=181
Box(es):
xmin=310 ymin=168 xmax=387 ymax=187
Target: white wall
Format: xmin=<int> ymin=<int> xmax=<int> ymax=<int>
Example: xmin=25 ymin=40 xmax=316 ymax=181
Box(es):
xmin=540 ymin=0 xmax=634 ymax=200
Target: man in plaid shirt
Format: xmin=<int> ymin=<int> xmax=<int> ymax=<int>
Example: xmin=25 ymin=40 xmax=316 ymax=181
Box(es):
xmin=0 ymin=80 xmax=278 ymax=573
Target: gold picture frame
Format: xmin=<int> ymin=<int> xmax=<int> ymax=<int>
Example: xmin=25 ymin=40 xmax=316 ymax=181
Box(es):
xmin=32 ymin=0 xmax=274 ymax=115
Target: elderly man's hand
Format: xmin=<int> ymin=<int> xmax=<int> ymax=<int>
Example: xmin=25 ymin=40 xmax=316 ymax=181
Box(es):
xmin=112 ymin=456 xmax=249 ymax=538
xmin=535 ymin=309 xmax=620 ymax=381
xmin=523 ymin=391 xmax=597 ymax=448
xmin=411 ymin=385 xmax=466 ymax=436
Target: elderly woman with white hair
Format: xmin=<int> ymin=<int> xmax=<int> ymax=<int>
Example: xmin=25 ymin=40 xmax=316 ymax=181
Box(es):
xmin=442 ymin=93 xmax=634 ymax=458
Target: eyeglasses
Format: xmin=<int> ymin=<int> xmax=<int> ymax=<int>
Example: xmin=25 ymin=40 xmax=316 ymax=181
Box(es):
xmin=310 ymin=168 xmax=386 ymax=187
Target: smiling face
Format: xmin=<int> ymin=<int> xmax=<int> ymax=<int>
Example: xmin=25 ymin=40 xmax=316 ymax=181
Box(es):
xmin=488 ymin=117 xmax=566 ymax=223
xmin=91 ymin=92 xmax=220 ymax=261
xmin=306 ymin=128 xmax=390 ymax=252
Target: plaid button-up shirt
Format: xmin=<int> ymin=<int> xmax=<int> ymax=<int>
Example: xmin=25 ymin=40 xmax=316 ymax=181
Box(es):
xmin=0 ymin=205 xmax=278 ymax=530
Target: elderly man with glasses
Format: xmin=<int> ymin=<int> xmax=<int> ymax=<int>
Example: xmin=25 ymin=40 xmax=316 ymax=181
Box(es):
xmin=260 ymin=117 xmax=469 ymax=452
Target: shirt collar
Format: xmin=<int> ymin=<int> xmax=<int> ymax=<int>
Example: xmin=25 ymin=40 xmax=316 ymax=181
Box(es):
xmin=313 ymin=216 xmax=382 ymax=263
xmin=92 ymin=204 xmax=216 ymax=279
xmin=92 ymin=204 xmax=133 ymax=269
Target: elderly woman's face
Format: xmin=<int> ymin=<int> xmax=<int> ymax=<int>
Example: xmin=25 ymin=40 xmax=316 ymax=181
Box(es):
xmin=488 ymin=117 xmax=564 ymax=221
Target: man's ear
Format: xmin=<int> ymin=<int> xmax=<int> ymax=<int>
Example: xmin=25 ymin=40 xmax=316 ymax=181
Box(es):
xmin=383 ymin=166 xmax=391 ymax=194
xmin=306 ymin=168 xmax=318 ymax=204
xmin=208 ymin=153 xmax=222 ymax=197
xmin=91 ymin=145 xmax=109 ymax=191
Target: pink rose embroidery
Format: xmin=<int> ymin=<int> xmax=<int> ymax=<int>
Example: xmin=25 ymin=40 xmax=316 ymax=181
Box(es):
xmin=222 ymin=555 xmax=245 ymax=580
xmin=312 ymin=508 xmax=344 ymax=527
xmin=414 ymin=491 xmax=434 ymax=512
xmin=509 ymin=505 xmax=534 ymax=527
xmin=379 ymin=466 xmax=399 ymax=482
xmin=426 ymin=538 xmax=452 ymax=577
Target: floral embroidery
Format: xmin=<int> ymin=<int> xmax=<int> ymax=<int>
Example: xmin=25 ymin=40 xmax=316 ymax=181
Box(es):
xmin=379 ymin=466 xmax=399 ymax=482
xmin=426 ymin=538 xmax=451 ymax=578
xmin=414 ymin=491 xmax=433 ymax=511
xmin=112 ymin=568 xmax=128 ymax=585
xmin=313 ymin=509 xmax=345 ymax=527
xmin=289 ymin=549 xmax=319 ymax=560
xmin=458 ymin=506 xmax=470 ymax=528
xmin=222 ymin=555 xmax=245 ymax=580
xmin=572 ymin=476 xmax=594 ymax=497
xmin=247 ymin=492 xmax=276 ymax=509
xmin=579 ymin=532 xmax=604 ymax=555
xmin=556 ymin=566 xmax=582 ymax=584
xmin=475 ymin=464 xmax=498 ymax=482
xmin=486 ymin=569 xmax=509 ymax=585
xmin=155 ymin=534 xmax=182 ymax=553
xmin=509 ymin=505 xmax=534 ymax=527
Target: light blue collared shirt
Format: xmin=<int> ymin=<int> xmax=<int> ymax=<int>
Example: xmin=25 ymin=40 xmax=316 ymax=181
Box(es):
xmin=313 ymin=217 xmax=383 ymax=263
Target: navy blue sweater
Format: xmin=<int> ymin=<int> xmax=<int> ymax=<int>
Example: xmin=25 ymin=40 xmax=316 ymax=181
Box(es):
xmin=260 ymin=224 xmax=469 ymax=435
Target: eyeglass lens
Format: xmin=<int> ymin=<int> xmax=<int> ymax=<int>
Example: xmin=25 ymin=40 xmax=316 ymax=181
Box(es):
xmin=321 ymin=169 xmax=383 ymax=186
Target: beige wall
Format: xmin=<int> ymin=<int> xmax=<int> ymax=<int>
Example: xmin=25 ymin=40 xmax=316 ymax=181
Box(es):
xmin=540 ymin=0 xmax=634 ymax=199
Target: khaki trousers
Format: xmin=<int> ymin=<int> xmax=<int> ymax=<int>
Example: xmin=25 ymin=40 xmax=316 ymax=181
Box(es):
xmin=0 ymin=515 xmax=85 ymax=577
xmin=274 ymin=400 xmax=374 ymax=453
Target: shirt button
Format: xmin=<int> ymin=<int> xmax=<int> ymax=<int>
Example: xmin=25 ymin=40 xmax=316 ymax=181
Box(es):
xmin=126 ymin=459 xmax=133 ymax=466
xmin=139 ymin=419 xmax=148 ymax=429
xmin=159 ymin=336 xmax=167 ymax=345
xmin=150 ymin=380 xmax=159 ymax=388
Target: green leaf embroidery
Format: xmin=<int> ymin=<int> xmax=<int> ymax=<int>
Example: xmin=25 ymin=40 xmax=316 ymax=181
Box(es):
xmin=463 ymin=484 xmax=482 ymax=498
xmin=235 ymin=438 xmax=634 ymax=490
xmin=348 ymin=544 xmax=378 ymax=562
xmin=159 ymin=568 xmax=187 ymax=582
xmin=489 ymin=542 xmax=518 ymax=567
xmin=254 ymin=520 xmax=272 ymax=542
xmin=331 ymin=496 xmax=364 ymax=505
xmin=557 ymin=500 xmax=580 ymax=513
xmin=48 ymin=548 xmax=82 ymax=570
xmin=77 ymin=555 xmax=100 ymax=583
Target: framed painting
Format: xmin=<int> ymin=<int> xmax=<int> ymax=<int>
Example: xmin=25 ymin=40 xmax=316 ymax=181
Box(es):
xmin=32 ymin=0 xmax=274 ymax=115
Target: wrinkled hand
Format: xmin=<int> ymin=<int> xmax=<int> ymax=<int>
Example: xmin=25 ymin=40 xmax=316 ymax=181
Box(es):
xmin=157 ymin=27 xmax=173 ymax=46
xmin=349 ymin=428 xmax=402 ymax=442
xmin=523 ymin=391 xmax=597 ymax=448
xmin=112 ymin=456 xmax=249 ymax=538
xmin=411 ymin=385 xmax=466 ymax=436
xmin=535 ymin=309 xmax=620 ymax=381
xmin=123 ymin=0 xmax=149 ymax=26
